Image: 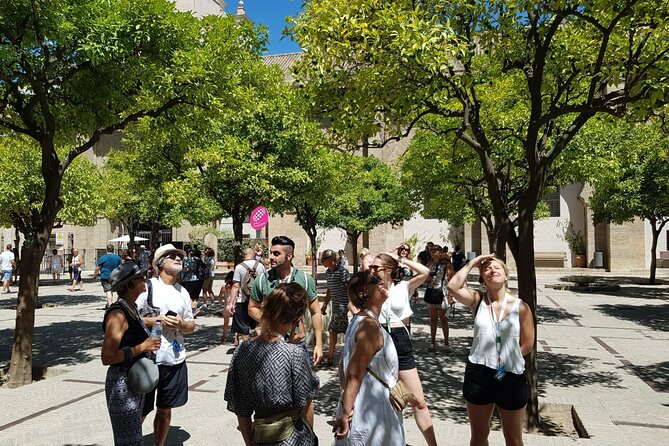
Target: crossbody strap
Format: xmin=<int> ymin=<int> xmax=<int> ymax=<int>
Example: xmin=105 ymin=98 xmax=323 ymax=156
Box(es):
xmin=366 ymin=365 xmax=390 ymax=389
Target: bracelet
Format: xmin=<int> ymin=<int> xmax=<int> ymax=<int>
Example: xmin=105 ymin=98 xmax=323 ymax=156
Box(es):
xmin=122 ymin=346 xmax=133 ymax=363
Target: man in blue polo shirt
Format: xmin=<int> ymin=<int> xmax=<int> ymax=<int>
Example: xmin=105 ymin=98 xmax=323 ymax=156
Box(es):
xmin=93 ymin=244 xmax=122 ymax=310
xmin=248 ymin=235 xmax=323 ymax=365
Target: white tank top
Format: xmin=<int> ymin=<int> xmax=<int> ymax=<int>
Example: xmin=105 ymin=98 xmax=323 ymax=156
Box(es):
xmin=468 ymin=294 xmax=525 ymax=375
xmin=380 ymin=281 xmax=413 ymax=324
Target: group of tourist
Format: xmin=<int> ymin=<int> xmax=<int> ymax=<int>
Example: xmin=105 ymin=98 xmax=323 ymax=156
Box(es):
xmin=99 ymin=236 xmax=534 ymax=446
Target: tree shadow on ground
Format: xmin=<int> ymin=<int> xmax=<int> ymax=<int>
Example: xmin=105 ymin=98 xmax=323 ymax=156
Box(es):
xmin=537 ymin=351 xmax=624 ymax=395
xmin=537 ymin=305 xmax=581 ymax=324
xmin=143 ymin=425 xmax=190 ymax=446
xmin=558 ymin=275 xmax=669 ymax=286
xmin=312 ymin=332 xmax=473 ymax=426
xmin=0 ymin=320 xmax=100 ymax=368
xmin=594 ymin=303 xmax=669 ymax=331
xmin=0 ymin=316 xmax=224 ymax=369
xmin=0 ymin=291 xmax=104 ymax=311
xmin=590 ymin=285 xmax=669 ymax=301
xmin=628 ymin=360 xmax=669 ymax=393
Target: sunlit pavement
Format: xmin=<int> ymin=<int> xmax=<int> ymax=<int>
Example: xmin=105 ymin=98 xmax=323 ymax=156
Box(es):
xmin=0 ymin=270 xmax=668 ymax=445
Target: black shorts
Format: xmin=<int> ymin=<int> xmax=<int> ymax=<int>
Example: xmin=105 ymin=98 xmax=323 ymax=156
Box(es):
xmin=463 ymin=361 xmax=528 ymax=410
xmin=101 ymin=279 xmax=112 ymax=292
xmin=142 ymin=361 xmax=189 ymax=416
xmin=231 ymin=301 xmax=257 ymax=335
xmin=385 ymin=325 xmax=416 ymax=371
xmin=181 ymin=280 xmax=203 ymax=301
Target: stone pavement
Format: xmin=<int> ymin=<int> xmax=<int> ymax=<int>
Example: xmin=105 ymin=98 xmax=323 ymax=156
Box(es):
xmin=0 ymin=270 xmax=668 ymax=445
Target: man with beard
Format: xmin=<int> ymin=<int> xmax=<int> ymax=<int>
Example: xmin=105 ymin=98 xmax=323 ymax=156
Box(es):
xmin=248 ymin=235 xmax=323 ymax=365
xmin=135 ymin=244 xmax=195 ymax=446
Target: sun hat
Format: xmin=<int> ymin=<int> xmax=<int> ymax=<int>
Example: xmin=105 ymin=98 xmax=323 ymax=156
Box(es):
xmin=152 ymin=243 xmax=186 ymax=270
xmin=108 ymin=262 xmax=146 ymax=292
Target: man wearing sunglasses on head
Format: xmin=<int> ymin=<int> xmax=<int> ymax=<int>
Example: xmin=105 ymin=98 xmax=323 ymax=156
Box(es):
xmin=135 ymin=243 xmax=195 ymax=446
xmin=248 ymin=235 xmax=324 ymax=365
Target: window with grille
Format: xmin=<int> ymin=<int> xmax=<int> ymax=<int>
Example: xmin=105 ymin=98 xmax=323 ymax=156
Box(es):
xmin=545 ymin=189 xmax=560 ymax=217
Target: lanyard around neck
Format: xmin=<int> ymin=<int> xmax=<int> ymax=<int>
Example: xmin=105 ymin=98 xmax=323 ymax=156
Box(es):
xmin=489 ymin=293 xmax=509 ymax=360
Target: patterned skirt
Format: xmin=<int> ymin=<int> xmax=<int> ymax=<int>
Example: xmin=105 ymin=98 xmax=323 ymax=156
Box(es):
xmin=105 ymin=364 xmax=145 ymax=446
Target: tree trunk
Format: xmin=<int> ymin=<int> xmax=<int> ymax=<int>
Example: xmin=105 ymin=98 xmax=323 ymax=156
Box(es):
xmin=150 ymin=220 xmax=160 ymax=250
xmin=514 ymin=212 xmax=540 ymax=431
xmin=349 ymin=232 xmax=360 ymax=273
xmin=232 ymin=210 xmax=244 ymax=265
xmin=308 ymin=232 xmax=318 ymax=279
xmin=6 ymin=232 xmax=49 ymax=387
xmin=648 ymin=218 xmax=668 ymax=285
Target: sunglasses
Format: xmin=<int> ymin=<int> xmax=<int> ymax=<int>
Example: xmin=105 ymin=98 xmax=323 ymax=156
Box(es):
xmin=368 ymin=265 xmax=385 ymax=273
xmin=165 ymin=253 xmax=183 ymax=260
xmin=399 ymin=247 xmax=409 ymax=251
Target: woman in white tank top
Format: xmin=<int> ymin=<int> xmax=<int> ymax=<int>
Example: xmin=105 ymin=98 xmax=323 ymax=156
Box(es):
xmin=447 ymin=254 xmax=534 ymax=446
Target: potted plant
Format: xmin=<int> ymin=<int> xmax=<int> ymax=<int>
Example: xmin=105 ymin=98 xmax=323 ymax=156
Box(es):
xmin=563 ymin=223 xmax=587 ymax=267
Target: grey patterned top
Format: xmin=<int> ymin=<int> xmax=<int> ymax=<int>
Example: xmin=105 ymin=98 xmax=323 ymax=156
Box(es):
xmin=225 ymin=340 xmax=320 ymax=445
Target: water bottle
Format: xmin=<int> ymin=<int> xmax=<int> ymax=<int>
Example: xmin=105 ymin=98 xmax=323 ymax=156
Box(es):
xmin=151 ymin=320 xmax=162 ymax=339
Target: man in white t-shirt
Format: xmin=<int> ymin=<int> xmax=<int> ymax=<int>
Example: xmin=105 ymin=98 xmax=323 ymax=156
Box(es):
xmin=229 ymin=248 xmax=266 ymax=342
xmin=135 ymin=244 xmax=194 ymax=446
xmin=1 ymin=244 xmax=16 ymax=293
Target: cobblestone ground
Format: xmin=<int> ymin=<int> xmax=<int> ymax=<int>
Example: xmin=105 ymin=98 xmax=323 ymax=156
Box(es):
xmin=0 ymin=269 xmax=667 ymax=445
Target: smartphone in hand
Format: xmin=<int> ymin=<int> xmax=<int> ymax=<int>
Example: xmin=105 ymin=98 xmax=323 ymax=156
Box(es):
xmin=165 ymin=310 xmax=177 ymax=317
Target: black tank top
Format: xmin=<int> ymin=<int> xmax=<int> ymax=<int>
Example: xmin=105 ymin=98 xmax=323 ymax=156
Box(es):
xmin=102 ymin=300 xmax=150 ymax=364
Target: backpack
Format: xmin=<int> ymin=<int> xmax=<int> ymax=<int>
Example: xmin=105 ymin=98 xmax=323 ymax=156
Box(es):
xmin=194 ymin=257 xmax=209 ymax=281
xmin=240 ymin=260 xmax=260 ymax=299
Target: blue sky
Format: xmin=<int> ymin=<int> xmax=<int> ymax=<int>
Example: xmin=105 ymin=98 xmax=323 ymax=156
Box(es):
xmin=224 ymin=0 xmax=303 ymax=55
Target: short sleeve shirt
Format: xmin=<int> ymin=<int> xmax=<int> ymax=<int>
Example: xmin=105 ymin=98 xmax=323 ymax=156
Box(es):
xmin=232 ymin=260 xmax=267 ymax=303
xmin=97 ymin=253 xmax=122 ymax=280
xmin=325 ymin=263 xmax=350 ymax=308
xmin=250 ymin=266 xmax=317 ymax=303
xmin=136 ymin=277 xmax=194 ymax=365
xmin=0 ymin=251 xmax=14 ymax=271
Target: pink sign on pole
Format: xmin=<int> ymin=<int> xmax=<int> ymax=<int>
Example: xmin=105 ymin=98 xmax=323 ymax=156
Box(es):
xmin=249 ymin=206 xmax=269 ymax=230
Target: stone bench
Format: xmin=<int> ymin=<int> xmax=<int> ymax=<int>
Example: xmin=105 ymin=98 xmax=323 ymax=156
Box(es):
xmin=535 ymin=251 xmax=567 ymax=268
xmin=659 ymin=251 xmax=669 ymax=268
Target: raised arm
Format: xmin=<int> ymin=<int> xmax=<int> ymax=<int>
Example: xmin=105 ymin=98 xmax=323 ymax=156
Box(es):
xmin=401 ymin=257 xmax=430 ymax=295
xmin=447 ymin=254 xmax=495 ymax=310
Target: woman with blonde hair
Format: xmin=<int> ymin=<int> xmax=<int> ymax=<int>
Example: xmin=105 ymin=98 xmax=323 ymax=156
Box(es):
xmin=448 ymin=254 xmax=534 ymax=445
xmin=225 ymin=283 xmax=319 ymax=445
xmin=370 ymin=252 xmax=437 ymax=446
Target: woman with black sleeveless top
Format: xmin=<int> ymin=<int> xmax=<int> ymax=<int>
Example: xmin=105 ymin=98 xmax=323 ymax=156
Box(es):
xmin=101 ymin=263 xmax=161 ymax=445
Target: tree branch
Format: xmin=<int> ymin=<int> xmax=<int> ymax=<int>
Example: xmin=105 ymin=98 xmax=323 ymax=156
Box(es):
xmin=63 ymin=97 xmax=185 ymax=170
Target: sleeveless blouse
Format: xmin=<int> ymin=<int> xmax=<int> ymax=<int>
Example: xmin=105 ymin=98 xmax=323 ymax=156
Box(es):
xmin=468 ymin=295 xmax=525 ymax=375
xmin=335 ymin=313 xmax=404 ymax=445
xmin=379 ymin=281 xmax=413 ymax=324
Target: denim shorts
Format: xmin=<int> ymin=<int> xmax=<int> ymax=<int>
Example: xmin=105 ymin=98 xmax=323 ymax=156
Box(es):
xmin=2 ymin=270 xmax=12 ymax=281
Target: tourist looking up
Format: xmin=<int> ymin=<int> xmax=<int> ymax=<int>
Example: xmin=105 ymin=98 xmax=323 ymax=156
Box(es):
xmin=448 ymin=254 xmax=534 ymax=446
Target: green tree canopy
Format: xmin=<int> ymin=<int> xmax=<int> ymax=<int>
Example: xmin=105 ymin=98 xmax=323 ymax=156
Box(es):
xmin=589 ymin=117 xmax=669 ymax=283
xmin=320 ymin=154 xmax=414 ymax=270
xmin=0 ymin=0 xmax=266 ymax=387
xmin=291 ymin=0 xmax=669 ymax=426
